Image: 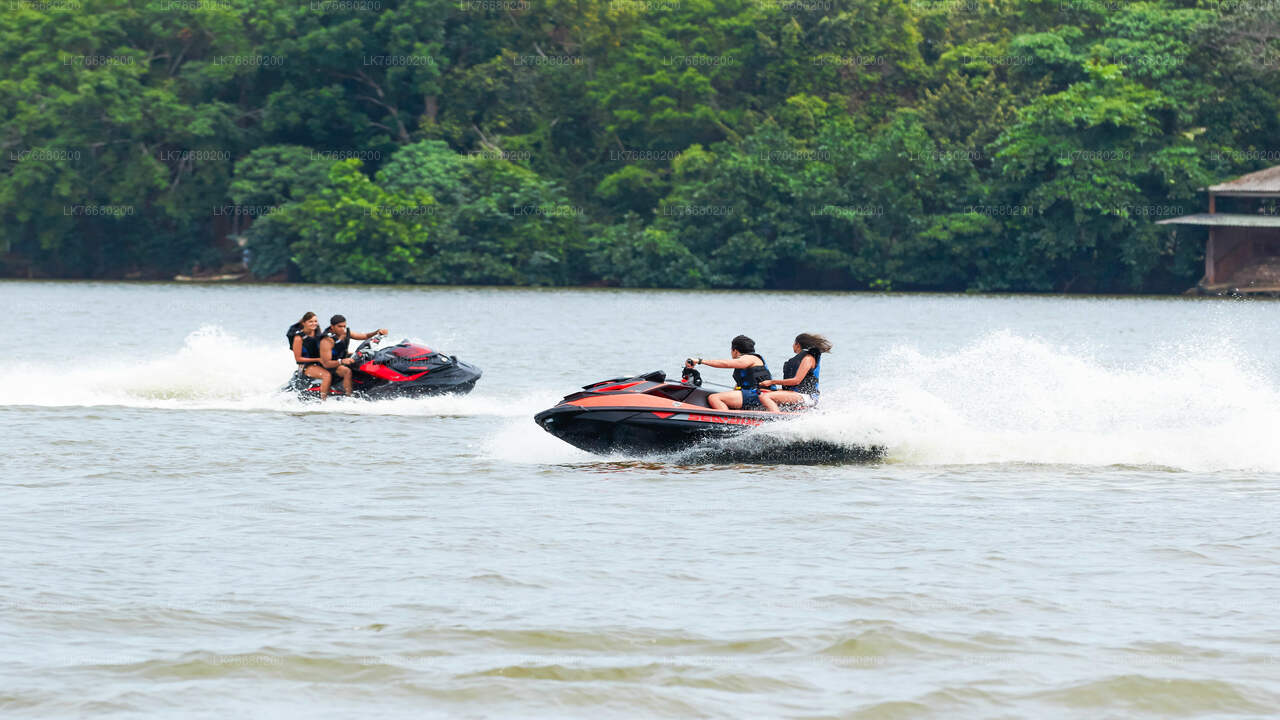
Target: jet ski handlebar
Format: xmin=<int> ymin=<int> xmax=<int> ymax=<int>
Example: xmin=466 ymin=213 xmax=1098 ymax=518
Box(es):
xmin=678 ymin=363 xmax=735 ymax=390
xmin=680 ymin=365 xmax=703 ymax=387
xmin=352 ymin=333 xmax=386 ymax=361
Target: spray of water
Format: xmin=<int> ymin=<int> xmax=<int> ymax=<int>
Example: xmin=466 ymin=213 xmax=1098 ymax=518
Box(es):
xmin=7 ymin=327 xmax=1277 ymax=471
xmin=741 ymin=330 xmax=1280 ymax=471
xmin=0 ymin=325 xmax=540 ymax=417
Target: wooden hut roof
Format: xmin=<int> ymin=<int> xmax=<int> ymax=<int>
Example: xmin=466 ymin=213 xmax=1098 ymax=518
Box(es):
xmin=1208 ymin=164 xmax=1280 ymax=196
xmin=1157 ymin=213 xmax=1280 ymax=227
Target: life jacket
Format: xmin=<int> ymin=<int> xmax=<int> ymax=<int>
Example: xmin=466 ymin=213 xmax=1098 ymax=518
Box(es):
xmin=783 ymin=348 xmax=821 ymax=397
xmin=732 ymin=353 xmax=772 ymax=392
xmin=321 ymin=327 xmax=351 ymax=360
xmin=286 ymin=323 xmax=321 ymax=359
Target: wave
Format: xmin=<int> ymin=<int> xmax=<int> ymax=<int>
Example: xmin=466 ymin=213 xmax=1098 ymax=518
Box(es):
xmin=7 ymin=326 xmax=1279 ymax=471
xmin=0 ymin=325 xmax=537 ymax=418
xmin=729 ymin=330 xmax=1280 ymax=471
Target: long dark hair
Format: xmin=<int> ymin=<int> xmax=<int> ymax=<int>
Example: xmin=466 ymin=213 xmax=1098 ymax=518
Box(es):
xmin=795 ymin=333 xmax=832 ymax=354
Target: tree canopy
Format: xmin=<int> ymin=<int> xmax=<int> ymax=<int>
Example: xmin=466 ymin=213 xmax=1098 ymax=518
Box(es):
xmin=2 ymin=0 xmax=1277 ymax=292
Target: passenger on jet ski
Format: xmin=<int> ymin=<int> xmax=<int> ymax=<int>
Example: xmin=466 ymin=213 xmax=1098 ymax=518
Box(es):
xmin=317 ymin=314 xmax=389 ymax=399
xmin=758 ymin=333 xmax=830 ymax=412
xmin=286 ymin=311 xmax=327 ymax=385
xmin=685 ymin=334 xmax=772 ymax=410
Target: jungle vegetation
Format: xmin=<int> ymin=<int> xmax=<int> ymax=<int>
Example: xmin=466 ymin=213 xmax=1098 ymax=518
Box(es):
xmin=2 ymin=0 xmax=1279 ymax=291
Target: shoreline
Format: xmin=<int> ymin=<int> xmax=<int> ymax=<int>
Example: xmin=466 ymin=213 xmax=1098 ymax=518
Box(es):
xmin=2 ymin=276 xmax=1276 ymax=300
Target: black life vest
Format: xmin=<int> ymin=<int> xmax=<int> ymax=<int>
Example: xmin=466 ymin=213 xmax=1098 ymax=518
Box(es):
xmin=321 ymin=327 xmax=351 ymax=360
xmin=783 ymin=349 xmax=821 ymax=397
xmin=286 ymin=323 xmax=321 ymax=359
xmin=732 ymin=353 xmax=771 ymax=391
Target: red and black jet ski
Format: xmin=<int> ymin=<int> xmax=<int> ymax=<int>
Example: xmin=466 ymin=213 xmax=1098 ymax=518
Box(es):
xmin=534 ymin=367 xmax=883 ymax=463
xmin=283 ymin=337 xmax=481 ymax=400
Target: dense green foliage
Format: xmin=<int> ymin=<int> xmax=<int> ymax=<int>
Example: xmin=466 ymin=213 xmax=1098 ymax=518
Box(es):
xmin=2 ymin=0 xmax=1278 ymax=291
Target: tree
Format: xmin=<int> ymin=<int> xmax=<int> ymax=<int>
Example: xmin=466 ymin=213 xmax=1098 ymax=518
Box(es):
xmin=280 ymin=159 xmax=437 ymax=283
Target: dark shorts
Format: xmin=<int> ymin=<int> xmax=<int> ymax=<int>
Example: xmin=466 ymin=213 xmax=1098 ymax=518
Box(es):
xmin=740 ymin=388 xmax=763 ymax=410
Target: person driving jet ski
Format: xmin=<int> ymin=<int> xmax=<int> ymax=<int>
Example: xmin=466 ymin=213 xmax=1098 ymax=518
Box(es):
xmin=316 ymin=314 xmax=389 ymax=399
xmin=685 ymin=334 xmax=772 ymax=410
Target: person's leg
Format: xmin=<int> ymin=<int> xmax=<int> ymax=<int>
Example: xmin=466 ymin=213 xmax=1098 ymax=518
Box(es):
xmin=759 ymin=392 xmax=780 ymax=413
xmin=708 ymin=391 xmax=744 ymax=410
xmin=316 ymin=367 xmax=333 ymax=400
xmin=304 ymin=365 xmax=328 ymax=385
xmin=337 ymin=366 xmax=353 ymax=395
xmin=767 ymin=390 xmax=805 ymax=409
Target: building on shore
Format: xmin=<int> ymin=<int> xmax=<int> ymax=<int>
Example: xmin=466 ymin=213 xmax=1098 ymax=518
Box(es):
xmin=1160 ymin=165 xmax=1280 ymax=295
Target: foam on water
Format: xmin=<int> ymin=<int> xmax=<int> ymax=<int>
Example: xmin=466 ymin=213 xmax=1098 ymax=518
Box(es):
xmin=7 ymin=326 xmax=1279 ymax=471
xmin=0 ymin=325 xmax=538 ymax=418
xmin=485 ymin=420 xmax=596 ymax=465
xmin=743 ymin=330 xmax=1280 ymax=472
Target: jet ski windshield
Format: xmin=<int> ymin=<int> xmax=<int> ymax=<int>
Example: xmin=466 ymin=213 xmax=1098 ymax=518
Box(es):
xmin=371 ymin=340 xmax=456 ymax=374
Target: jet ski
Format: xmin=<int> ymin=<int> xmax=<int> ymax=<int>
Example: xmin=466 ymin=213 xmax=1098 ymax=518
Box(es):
xmin=282 ymin=337 xmax=481 ymax=400
xmin=533 ymin=367 xmax=884 ymax=462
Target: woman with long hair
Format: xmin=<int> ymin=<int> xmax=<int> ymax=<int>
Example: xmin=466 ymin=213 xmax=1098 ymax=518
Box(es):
xmin=759 ymin=333 xmax=831 ymax=412
xmin=286 ymin=311 xmax=327 ymax=384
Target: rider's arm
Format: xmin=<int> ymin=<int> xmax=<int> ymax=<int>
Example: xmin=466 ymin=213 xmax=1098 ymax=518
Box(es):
xmin=292 ymin=336 xmax=312 ymax=364
xmin=698 ymin=356 xmax=757 ymax=369
xmin=349 ymin=328 xmax=389 ymax=340
xmin=318 ymin=338 xmax=341 ymax=369
xmin=763 ymin=356 xmax=814 ymax=387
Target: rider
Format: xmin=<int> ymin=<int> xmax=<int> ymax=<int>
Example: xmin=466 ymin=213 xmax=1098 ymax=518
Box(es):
xmin=686 ymin=334 xmax=771 ymax=410
xmin=286 ymin=311 xmax=325 ymax=385
xmin=758 ymin=333 xmax=831 ymax=412
xmin=317 ymin=314 xmax=389 ymax=399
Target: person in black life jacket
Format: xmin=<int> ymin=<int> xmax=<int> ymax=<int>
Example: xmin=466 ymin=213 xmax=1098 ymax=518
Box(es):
xmin=758 ymin=332 xmax=831 ymax=412
xmin=287 ymin=311 xmax=326 ymax=385
xmin=316 ymin=314 xmax=389 ymax=399
xmin=685 ymin=334 xmax=772 ymax=411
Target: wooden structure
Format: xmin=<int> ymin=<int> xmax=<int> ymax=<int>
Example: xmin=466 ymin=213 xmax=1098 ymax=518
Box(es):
xmin=1159 ymin=165 xmax=1280 ymax=293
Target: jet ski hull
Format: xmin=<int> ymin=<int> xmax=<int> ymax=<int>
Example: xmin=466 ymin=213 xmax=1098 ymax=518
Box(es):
xmin=534 ymin=403 xmax=771 ymax=455
xmin=282 ymin=340 xmax=481 ymax=400
xmin=283 ymin=367 xmax=480 ymax=400
xmin=534 ymin=370 xmax=884 ymax=462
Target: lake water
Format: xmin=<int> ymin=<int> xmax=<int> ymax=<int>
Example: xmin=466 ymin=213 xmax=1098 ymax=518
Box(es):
xmin=3 ymin=281 xmax=1279 ymax=718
